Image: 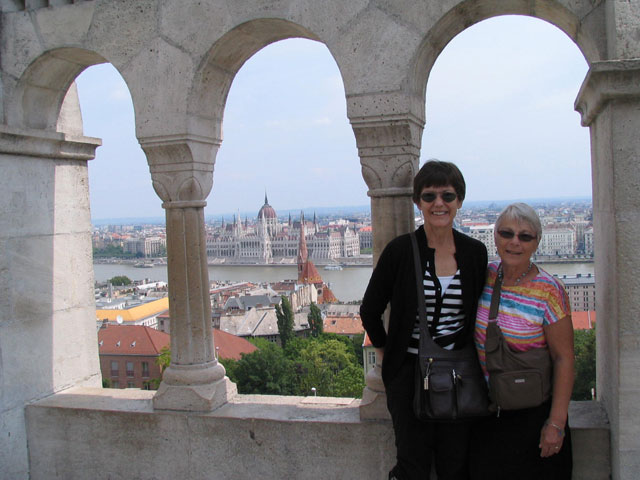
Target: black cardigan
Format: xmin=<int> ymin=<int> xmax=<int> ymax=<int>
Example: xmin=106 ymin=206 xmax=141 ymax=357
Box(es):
xmin=360 ymin=225 xmax=488 ymax=386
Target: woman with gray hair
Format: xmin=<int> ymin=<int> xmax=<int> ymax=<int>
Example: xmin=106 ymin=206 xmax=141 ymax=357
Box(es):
xmin=470 ymin=202 xmax=574 ymax=479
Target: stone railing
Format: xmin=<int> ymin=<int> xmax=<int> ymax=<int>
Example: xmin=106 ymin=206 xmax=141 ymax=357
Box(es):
xmin=25 ymin=388 xmax=609 ymax=480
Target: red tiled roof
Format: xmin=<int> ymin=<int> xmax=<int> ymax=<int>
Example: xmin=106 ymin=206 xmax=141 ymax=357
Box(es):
xmin=98 ymin=325 xmax=169 ymax=355
xmin=319 ymin=285 xmax=338 ymax=304
xmin=298 ymin=260 xmax=323 ymax=284
xmin=213 ymin=328 xmax=257 ymax=360
xmin=98 ymin=324 xmax=258 ymax=360
xmin=572 ymin=311 xmax=596 ymax=330
xmin=323 ymin=315 xmax=364 ymax=335
xmin=363 ymin=333 xmax=373 ymax=347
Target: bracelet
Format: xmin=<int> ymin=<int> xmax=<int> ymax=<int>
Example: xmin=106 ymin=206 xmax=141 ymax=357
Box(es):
xmin=544 ymin=419 xmax=565 ymax=437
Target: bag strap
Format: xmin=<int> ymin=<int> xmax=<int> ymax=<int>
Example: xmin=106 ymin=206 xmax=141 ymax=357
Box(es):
xmin=410 ymin=232 xmax=431 ymax=340
xmin=488 ymin=265 xmax=502 ymax=320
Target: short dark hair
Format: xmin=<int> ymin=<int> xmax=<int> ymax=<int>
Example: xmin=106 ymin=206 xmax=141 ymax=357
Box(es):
xmin=413 ymin=159 xmax=466 ymax=203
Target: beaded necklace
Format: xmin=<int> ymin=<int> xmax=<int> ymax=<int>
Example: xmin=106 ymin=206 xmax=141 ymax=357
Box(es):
xmin=498 ymin=261 xmax=533 ymax=286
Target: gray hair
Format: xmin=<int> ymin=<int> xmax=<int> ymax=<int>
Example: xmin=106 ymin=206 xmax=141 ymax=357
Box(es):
xmin=495 ymin=203 xmax=542 ymax=240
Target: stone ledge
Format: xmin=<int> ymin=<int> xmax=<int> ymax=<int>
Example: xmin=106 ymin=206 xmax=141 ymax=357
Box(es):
xmin=26 ymin=388 xmax=610 ymax=479
xmin=0 ymin=125 xmax=101 ymax=160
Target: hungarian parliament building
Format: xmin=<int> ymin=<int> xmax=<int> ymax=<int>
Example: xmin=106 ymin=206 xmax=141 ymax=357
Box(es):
xmin=205 ymin=195 xmax=361 ymax=263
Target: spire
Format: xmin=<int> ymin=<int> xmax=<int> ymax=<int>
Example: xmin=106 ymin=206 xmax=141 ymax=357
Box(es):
xmin=264 ymin=190 xmax=268 ymax=205
xmin=297 ymin=211 xmax=308 ymax=281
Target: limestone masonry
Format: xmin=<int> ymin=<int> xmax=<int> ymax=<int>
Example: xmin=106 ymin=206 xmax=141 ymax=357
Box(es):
xmin=1 ymin=1 xmax=637 ymax=479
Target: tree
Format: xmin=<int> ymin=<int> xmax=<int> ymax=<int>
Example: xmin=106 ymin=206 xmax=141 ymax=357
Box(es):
xmin=572 ymin=328 xmax=596 ymax=400
xmin=227 ymin=339 xmax=296 ymax=395
xmin=275 ymin=296 xmax=295 ymax=348
xmin=307 ymin=302 xmax=323 ymax=337
xmin=156 ymin=345 xmax=171 ymax=372
xmin=294 ymin=338 xmax=364 ymax=397
xmin=108 ymin=275 xmax=132 ymax=286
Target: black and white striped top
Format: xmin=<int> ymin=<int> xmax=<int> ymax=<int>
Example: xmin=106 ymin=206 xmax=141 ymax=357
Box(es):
xmin=407 ymin=268 xmax=465 ymax=354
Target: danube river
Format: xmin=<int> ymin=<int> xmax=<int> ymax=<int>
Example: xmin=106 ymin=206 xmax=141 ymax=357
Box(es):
xmin=94 ymin=261 xmax=594 ymax=303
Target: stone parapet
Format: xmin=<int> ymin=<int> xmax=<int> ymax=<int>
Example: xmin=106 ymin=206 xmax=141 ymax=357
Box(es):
xmin=25 ymin=388 xmax=609 ymax=480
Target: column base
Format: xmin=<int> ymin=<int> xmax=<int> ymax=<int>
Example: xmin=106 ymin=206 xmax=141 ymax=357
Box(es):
xmin=153 ymin=376 xmax=237 ymax=412
xmin=359 ymin=366 xmax=390 ymax=420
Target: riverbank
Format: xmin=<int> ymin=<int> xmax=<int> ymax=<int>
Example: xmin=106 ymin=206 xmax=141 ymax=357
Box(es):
xmin=95 ymin=255 xmax=592 ymax=268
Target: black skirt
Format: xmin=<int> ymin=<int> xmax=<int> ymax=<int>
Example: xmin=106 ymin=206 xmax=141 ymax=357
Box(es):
xmin=469 ymin=399 xmax=572 ymax=480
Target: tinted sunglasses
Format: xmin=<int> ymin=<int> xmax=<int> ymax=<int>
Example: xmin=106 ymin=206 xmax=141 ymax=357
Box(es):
xmin=420 ymin=191 xmax=458 ymax=203
xmin=497 ymin=230 xmax=537 ymax=243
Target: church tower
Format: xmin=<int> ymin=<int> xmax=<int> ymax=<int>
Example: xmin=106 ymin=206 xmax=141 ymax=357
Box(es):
xmin=297 ymin=211 xmax=308 ymax=281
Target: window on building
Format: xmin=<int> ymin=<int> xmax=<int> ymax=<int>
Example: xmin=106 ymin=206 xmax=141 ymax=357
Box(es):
xmin=126 ymin=361 xmax=134 ymax=377
xmin=367 ymin=350 xmax=376 ymax=366
xmin=127 ymin=381 xmax=136 ymax=388
xmin=112 ymin=380 xmax=120 ymax=388
xmin=110 ymin=361 xmax=119 ymax=377
xmin=142 ymin=361 xmax=149 ymax=378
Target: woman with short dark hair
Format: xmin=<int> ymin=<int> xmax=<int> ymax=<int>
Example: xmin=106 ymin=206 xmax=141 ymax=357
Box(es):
xmin=361 ymin=159 xmax=487 ymax=479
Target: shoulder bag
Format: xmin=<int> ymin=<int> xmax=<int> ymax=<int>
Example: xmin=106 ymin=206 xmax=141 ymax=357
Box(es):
xmin=485 ymin=269 xmax=553 ymax=412
xmin=410 ymin=232 xmax=490 ymax=421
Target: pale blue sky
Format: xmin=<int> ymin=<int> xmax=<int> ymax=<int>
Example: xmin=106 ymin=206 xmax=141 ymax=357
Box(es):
xmin=76 ymin=15 xmax=590 ymax=221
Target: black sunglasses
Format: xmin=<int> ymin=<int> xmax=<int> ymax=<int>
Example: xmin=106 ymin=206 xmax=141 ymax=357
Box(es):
xmin=420 ymin=191 xmax=457 ymax=203
xmin=497 ymin=230 xmax=537 ymax=243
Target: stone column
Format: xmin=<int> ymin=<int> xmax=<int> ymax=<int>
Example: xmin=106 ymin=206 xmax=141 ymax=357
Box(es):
xmin=140 ymin=136 xmax=237 ymax=411
xmin=575 ymin=59 xmax=640 ymax=480
xmin=352 ymin=116 xmax=423 ymax=419
xmin=0 ymin=125 xmax=103 ymax=478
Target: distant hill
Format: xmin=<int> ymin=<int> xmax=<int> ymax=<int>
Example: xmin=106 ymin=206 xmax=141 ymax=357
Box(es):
xmin=92 ymin=197 xmax=591 ymax=225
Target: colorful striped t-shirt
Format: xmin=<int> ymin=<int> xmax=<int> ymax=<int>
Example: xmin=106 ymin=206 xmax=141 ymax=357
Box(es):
xmin=474 ymin=262 xmax=571 ymax=377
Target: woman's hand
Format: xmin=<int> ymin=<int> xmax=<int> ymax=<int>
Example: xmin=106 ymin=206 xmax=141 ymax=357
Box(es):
xmin=540 ymin=315 xmax=574 ymax=457
xmin=539 ymin=420 xmax=565 ymax=457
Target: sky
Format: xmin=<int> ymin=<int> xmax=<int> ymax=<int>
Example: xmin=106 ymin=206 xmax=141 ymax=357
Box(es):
xmin=75 ymin=15 xmax=591 ymax=222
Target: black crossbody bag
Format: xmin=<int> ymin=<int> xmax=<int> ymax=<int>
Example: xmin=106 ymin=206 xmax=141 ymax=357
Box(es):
xmin=410 ymin=232 xmax=490 ymax=421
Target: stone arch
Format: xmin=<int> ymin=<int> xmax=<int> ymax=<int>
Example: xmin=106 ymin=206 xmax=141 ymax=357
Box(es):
xmin=7 ymin=47 xmax=108 ymax=131
xmin=408 ymin=0 xmax=603 ymax=110
xmin=187 ymin=18 xmax=343 ymax=142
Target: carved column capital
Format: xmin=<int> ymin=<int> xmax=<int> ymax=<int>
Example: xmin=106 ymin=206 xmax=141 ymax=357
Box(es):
xmin=351 ymin=115 xmax=423 ymax=194
xmin=139 ymin=134 xmax=220 ymax=205
xmin=575 ymin=59 xmax=640 ymax=126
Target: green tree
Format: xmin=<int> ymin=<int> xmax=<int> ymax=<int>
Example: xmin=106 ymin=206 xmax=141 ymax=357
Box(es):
xmin=108 ymin=275 xmax=132 ymax=286
xmin=294 ymin=338 xmax=364 ymax=397
xmin=275 ymin=296 xmax=295 ymax=349
xmin=307 ymin=302 xmax=323 ymax=337
xmin=572 ymin=328 xmax=596 ymax=400
xmin=228 ymin=339 xmax=296 ymax=395
xmin=350 ymin=333 xmax=365 ymax=367
xmin=93 ymin=244 xmax=130 ymax=258
xmin=156 ymin=345 xmax=171 ymax=372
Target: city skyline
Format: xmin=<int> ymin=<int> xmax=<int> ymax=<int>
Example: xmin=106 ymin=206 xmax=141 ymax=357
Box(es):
xmin=76 ymin=15 xmax=591 ymax=221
